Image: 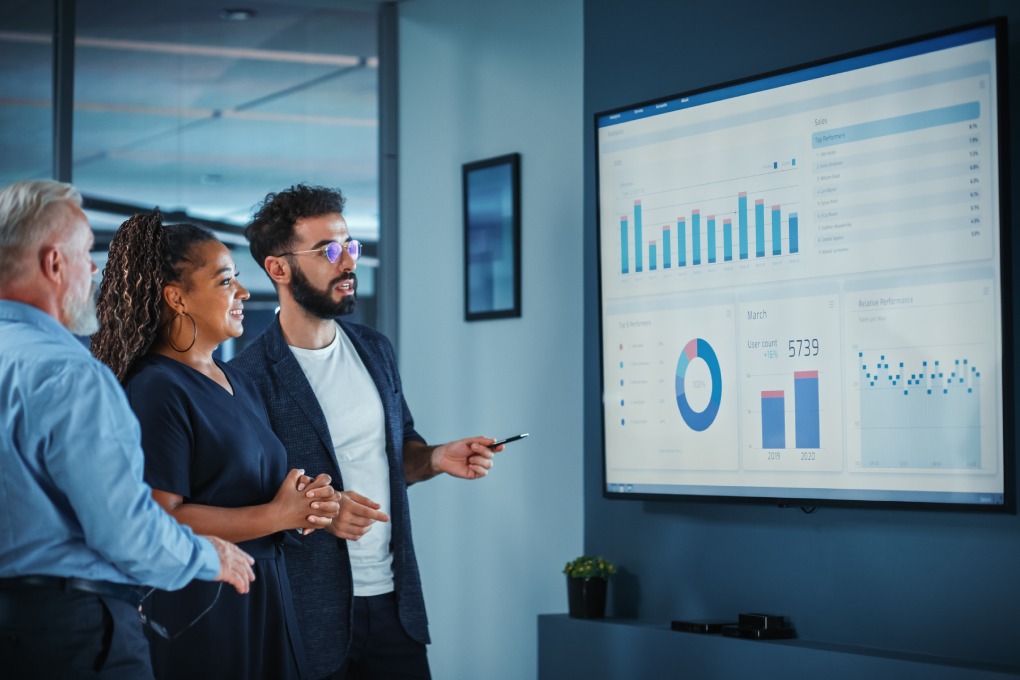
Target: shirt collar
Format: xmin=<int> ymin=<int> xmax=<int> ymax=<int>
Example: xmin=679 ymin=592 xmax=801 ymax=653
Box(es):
xmin=0 ymin=300 xmax=83 ymax=347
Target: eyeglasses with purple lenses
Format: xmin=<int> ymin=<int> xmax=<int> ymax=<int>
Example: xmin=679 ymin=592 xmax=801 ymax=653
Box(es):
xmin=278 ymin=239 xmax=361 ymax=263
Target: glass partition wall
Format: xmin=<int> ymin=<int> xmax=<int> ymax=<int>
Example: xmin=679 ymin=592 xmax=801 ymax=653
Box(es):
xmin=0 ymin=3 xmax=54 ymax=185
xmin=0 ymin=0 xmax=384 ymax=352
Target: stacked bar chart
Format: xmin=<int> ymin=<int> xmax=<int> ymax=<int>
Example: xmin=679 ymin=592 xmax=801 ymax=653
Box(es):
xmin=618 ymin=192 xmax=799 ymax=275
xmin=759 ymin=370 xmax=820 ymax=449
xmin=761 ymin=391 xmax=786 ymax=448
xmin=794 ymin=371 xmax=820 ymax=448
xmin=858 ymin=352 xmax=981 ymax=469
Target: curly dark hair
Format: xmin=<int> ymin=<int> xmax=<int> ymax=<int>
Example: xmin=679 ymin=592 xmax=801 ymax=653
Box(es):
xmin=246 ymin=184 xmax=345 ymax=278
xmin=90 ymin=210 xmax=217 ymax=381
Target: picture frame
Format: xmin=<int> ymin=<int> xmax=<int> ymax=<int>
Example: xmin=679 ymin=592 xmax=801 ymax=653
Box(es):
xmin=463 ymin=153 xmax=521 ymax=321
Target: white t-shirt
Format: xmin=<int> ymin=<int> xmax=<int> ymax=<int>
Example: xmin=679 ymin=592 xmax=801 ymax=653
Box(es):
xmin=290 ymin=323 xmax=394 ymax=596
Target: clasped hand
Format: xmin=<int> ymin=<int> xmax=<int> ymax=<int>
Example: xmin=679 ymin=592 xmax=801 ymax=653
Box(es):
xmin=272 ymin=469 xmax=340 ymax=535
xmin=277 ymin=469 xmax=389 ymax=540
xmin=325 ymin=489 xmax=389 ymax=541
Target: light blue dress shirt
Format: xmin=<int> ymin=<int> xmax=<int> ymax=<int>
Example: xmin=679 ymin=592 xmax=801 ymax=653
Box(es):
xmin=0 ymin=300 xmax=218 ymax=588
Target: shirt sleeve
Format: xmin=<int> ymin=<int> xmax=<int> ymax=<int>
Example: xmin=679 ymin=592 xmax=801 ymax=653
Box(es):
xmin=126 ymin=368 xmax=194 ymax=498
xmin=42 ymin=360 xmax=219 ymax=589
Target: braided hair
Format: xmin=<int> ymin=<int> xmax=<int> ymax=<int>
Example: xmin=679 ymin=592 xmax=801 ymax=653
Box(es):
xmin=91 ymin=210 xmax=216 ymax=381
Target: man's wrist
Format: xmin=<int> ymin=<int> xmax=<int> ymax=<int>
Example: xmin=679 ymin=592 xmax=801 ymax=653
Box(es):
xmin=428 ymin=443 xmax=444 ymax=476
xmin=404 ymin=440 xmax=440 ymax=483
xmin=197 ymin=535 xmax=223 ymax=580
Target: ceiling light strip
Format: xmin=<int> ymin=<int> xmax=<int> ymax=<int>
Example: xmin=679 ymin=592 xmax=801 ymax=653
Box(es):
xmin=0 ymin=31 xmax=377 ymax=67
xmin=0 ymin=98 xmax=376 ymax=127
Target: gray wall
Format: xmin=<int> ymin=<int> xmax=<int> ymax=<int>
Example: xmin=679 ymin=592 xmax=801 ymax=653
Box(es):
xmin=397 ymin=0 xmax=583 ymax=678
xmin=583 ymin=0 xmax=1020 ymax=669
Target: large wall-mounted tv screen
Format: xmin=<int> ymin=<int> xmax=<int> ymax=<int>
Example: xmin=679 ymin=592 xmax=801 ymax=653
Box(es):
xmin=596 ymin=20 xmax=1011 ymax=510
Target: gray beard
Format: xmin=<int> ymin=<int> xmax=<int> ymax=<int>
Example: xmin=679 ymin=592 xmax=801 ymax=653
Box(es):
xmin=64 ymin=282 xmax=99 ymax=336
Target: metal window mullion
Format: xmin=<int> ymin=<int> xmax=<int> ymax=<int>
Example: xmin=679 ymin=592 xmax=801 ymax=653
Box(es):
xmin=378 ymin=1 xmax=399 ymax=349
xmin=52 ymin=0 xmax=75 ymax=182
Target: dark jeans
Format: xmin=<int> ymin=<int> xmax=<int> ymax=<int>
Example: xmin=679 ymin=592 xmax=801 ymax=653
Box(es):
xmin=0 ymin=587 xmax=153 ymax=679
xmin=318 ymin=592 xmax=430 ymax=680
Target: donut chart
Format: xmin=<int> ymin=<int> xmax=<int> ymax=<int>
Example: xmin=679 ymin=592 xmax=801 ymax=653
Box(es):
xmin=675 ymin=338 xmax=722 ymax=431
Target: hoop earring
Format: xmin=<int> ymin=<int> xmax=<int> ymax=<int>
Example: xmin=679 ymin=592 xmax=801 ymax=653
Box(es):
xmin=166 ymin=311 xmax=197 ymax=353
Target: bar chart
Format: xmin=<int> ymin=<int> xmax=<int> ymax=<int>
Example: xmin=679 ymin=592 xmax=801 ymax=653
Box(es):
xmin=618 ymin=191 xmax=799 ymax=275
xmin=737 ymin=292 xmax=842 ymax=472
xmin=760 ymin=371 xmax=820 ymax=449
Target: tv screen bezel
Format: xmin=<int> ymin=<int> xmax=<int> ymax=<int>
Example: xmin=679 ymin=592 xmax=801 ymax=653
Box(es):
xmin=594 ymin=18 xmax=1014 ymax=513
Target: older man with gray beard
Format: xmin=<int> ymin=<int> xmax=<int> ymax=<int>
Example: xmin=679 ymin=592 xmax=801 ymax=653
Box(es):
xmin=0 ymin=179 xmax=255 ymax=679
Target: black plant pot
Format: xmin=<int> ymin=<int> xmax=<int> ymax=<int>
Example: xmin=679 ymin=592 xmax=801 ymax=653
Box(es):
xmin=567 ymin=576 xmax=607 ymax=619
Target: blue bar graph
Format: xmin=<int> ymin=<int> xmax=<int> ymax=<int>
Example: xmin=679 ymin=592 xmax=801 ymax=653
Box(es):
xmin=723 ymin=218 xmax=733 ymax=262
xmin=634 ymin=200 xmax=643 ymax=273
xmin=794 ymin=371 xmax=820 ymax=448
xmin=790 ymin=213 xmax=799 ymax=254
xmin=771 ymin=205 xmax=782 ymax=256
xmin=758 ymin=372 xmax=820 ymax=450
xmin=707 ymin=216 xmax=716 ymax=264
xmin=755 ymin=199 xmax=765 ymax=258
xmin=620 ymin=217 xmax=629 ymax=274
xmin=692 ymin=210 xmax=701 ymax=265
xmin=761 ymin=390 xmax=786 ymax=448
xmin=618 ymin=190 xmax=799 ymax=276
xmin=678 ymin=218 xmax=687 ymax=267
xmin=738 ymin=193 xmax=749 ymax=260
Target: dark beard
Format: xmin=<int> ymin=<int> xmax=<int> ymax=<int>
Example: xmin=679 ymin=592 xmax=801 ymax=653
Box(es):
xmin=290 ymin=265 xmax=357 ymax=319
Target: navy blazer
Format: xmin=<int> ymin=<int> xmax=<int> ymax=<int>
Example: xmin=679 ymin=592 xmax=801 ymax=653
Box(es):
xmin=231 ymin=317 xmax=429 ymax=678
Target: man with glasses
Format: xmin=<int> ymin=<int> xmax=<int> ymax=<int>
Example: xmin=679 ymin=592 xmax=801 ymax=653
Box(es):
xmin=233 ymin=184 xmax=503 ymax=679
xmin=0 ymin=179 xmax=256 ymax=679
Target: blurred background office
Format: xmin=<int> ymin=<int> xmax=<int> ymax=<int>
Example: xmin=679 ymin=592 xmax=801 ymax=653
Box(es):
xmin=0 ymin=1 xmax=583 ymax=677
xmin=4 ymin=0 xmax=1019 ymax=678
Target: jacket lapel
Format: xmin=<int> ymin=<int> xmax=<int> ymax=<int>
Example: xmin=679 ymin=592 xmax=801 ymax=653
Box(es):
xmin=265 ymin=317 xmax=339 ymax=476
xmin=338 ymin=320 xmax=398 ymax=463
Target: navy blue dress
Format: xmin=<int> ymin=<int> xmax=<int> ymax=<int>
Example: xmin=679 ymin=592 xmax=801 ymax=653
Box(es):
xmin=125 ymin=354 xmax=307 ymax=680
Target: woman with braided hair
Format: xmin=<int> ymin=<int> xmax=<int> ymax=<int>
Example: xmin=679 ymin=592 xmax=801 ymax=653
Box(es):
xmin=91 ymin=210 xmax=338 ymax=679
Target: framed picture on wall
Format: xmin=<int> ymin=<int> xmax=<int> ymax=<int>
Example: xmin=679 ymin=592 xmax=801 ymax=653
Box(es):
xmin=463 ymin=153 xmax=521 ymax=321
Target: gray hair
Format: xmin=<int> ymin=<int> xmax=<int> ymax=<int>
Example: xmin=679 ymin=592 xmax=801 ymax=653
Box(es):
xmin=0 ymin=180 xmax=83 ymax=284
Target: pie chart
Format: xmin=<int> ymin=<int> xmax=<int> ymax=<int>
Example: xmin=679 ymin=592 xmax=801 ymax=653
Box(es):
xmin=675 ymin=338 xmax=722 ymax=431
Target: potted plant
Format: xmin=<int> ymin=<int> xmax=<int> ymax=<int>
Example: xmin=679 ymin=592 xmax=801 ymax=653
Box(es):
xmin=563 ymin=555 xmax=616 ymax=619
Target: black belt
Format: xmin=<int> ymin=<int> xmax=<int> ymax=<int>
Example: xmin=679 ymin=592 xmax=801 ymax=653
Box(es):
xmin=0 ymin=575 xmax=144 ymax=606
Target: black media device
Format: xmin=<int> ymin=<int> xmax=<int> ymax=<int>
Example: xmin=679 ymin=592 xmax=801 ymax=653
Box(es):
xmin=738 ymin=612 xmax=786 ymax=629
xmin=490 ymin=433 xmax=529 ymax=447
xmin=670 ymin=619 xmax=735 ymax=634
xmin=720 ymin=612 xmax=797 ymax=640
xmin=721 ymin=624 xmax=797 ymax=640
